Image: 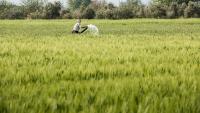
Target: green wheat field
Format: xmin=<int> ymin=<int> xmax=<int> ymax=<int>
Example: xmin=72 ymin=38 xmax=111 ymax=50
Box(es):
xmin=0 ymin=19 xmax=200 ymax=113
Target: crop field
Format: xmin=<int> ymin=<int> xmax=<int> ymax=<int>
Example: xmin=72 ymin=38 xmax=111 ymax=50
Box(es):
xmin=0 ymin=19 xmax=200 ymax=113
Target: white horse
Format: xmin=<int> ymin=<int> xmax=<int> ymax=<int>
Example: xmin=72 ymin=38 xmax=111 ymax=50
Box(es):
xmin=87 ymin=24 xmax=99 ymax=35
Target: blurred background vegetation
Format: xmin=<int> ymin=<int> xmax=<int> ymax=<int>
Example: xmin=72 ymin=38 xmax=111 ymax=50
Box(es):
xmin=0 ymin=0 xmax=200 ymax=19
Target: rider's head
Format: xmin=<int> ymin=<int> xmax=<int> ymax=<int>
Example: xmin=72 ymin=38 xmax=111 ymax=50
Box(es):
xmin=77 ymin=19 xmax=81 ymax=23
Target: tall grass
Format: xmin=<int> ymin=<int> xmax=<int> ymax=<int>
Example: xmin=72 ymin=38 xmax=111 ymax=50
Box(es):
xmin=0 ymin=19 xmax=200 ymax=113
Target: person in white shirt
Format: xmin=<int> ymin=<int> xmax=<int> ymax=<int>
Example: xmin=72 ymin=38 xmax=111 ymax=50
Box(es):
xmin=72 ymin=19 xmax=88 ymax=34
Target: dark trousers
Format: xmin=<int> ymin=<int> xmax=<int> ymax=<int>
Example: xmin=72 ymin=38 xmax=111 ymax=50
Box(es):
xmin=72 ymin=26 xmax=88 ymax=34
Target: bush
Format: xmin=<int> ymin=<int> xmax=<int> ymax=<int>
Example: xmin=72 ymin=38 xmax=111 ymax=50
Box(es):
xmin=82 ymin=7 xmax=96 ymax=19
xmin=105 ymin=9 xmax=115 ymax=19
xmin=27 ymin=10 xmax=44 ymax=19
xmin=43 ymin=1 xmax=62 ymax=19
xmin=184 ymin=1 xmax=200 ymax=18
xmin=166 ymin=2 xmax=178 ymax=19
xmin=21 ymin=0 xmax=44 ymax=16
xmin=96 ymin=3 xmax=118 ymax=19
xmin=62 ymin=13 xmax=72 ymax=19
xmin=143 ymin=6 xmax=152 ymax=18
xmin=60 ymin=9 xmax=72 ymax=19
xmin=166 ymin=10 xmax=176 ymax=18
xmin=148 ymin=4 xmax=167 ymax=18
xmin=7 ymin=7 xmax=25 ymax=19
xmin=177 ymin=3 xmax=187 ymax=17
xmin=96 ymin=9 xmax=106 ymax=19
xmin=0 ymin=0 xmax=12 ymax=19
xmin=118 ymin=7 xmax=134 ymax=19
xmin=136 ymin=6 xmax=145 ymax=18
xmin=96 ymin=7 xmax=134 ymax=19
xmin=72 ymin=9 xmax=82 ymax=19
xmin=0 ymin=6 xmax=24 ymax=19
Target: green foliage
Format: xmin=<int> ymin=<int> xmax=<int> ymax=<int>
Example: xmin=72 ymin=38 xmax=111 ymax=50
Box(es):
xmin=1 ymin=0 xmax=200 ymax=19
xmin=69 ymin=0 xmax=91 ymax=10
xmin=43 ymin=1 xmax=62 ymax=19
xmin=82 ymin=0 xmax=91 ymax=7
xmin=184 ymin=1 xmax=200 ymax=18
xmin=127 ymin=0 xmax=142 ymax=9
xmin=95 ymin=3 xmax=134 ymax=19
xmin=21 ymin=0 xmax=44 ymax=15
xmin=96 ymin=9 xmax=106 ymax=19
xmin=177 ymin=3 xmax=187 ymax=17
xmin=82 ymin=7 xmax=96 ymax=19
xmin=28 ymin=10 xmax=44 ymax=19
xmin=0 ymin=0 xmax=12 ymax=19
xmin=68 ymin=0 xmax=81 ymax=10
xmin=104 ymin=9 xmax=115 ymax=19
xmin=0 ymin=19 xmax=200 ymax=113
xmin=147 ymin=4 xmax=167 ymax=18
xmin=166 ymin=2 xmax=178 ymax=18
xmin=60 ymin=9 xmax=72 ymax=19
xmin=0 ymin=0 xmax=11 ymax=10
xmin=0 ymin=1 xmax=25 ymax=19
xmin=153 ymin=0 xmax=200 ymax=5
xmin=72 ymin=9 xmax=82 ymax=19
xmin=136 ymin=6 xmax=145 ymax=18
xmin=114 ymin=7 xmax=135 ymax=19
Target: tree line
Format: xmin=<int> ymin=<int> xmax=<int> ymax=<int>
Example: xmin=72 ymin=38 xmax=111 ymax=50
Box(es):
xmin=0 ymin=0 xmax=200 ymax=19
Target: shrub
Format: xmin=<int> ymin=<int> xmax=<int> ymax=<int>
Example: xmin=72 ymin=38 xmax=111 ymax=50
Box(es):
xmin=96 ymin=9 xmax=106 ymax=19
xmin=62 ymin=13 xmax=72 ymax=19
xmin=118 ymin=7 xmax=134 ymax=19
xmin=96 ymin=6 xmax=134 ymax=19
xmin=166 ymin=2 xmax=178 ymax=19
xmin=166 ymin=10 xmax=176 ymax=18
xmin=184 ymin=1 xmax=200 ymax=18
xmin=82 ymin=7 xmax=96 ymax=19
xmin=21 ymin=0 xmax=44 ymax=16
xmin=0 ymin=6 xmax=24 ymax=19
xmin=177 ymin=3 xmax=187 ymax=17
xmin=60 ymin=9 xmax=72 ymax=19
xmin=136 ymin=6 xmax=145 ymax=18
xmin=7 ymin=7 xmax=25 ymax=19
xmin=27 ymin=10 xmax=44 ymax=19
xmin=143 ymin=6 xmax=152 ymax=18
xmin=43 ymin=1 xmax=62 ymax=19
xmin=105 ymin=9 xmax=115 ymax=19
xmin=72 ymin=9 xmax=82 ymax=19
xmin=148 ymin=4 xmax=167 ymax=18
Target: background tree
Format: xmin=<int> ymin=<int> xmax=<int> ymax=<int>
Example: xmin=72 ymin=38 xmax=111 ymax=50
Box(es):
xmin=21 ymin=0 xmax=45 ymax=16
xmin=0 ymin=0 xmax=11 ymax=19
xmin=166 ymin=2 xmax=178 ymax=18
xmin=0 ymin=0 xmax=25 ymax=19
xmin=43 ymin=1 xmax=62 ymax=19
xmin=153 ymin=0 xmax=200 ymax=5
xmin=184 ymin=1 xmax=200 ymax=18
xmin=177 ymin=3 xmax=187 ymax=17
xmin=148 ymin=4 xmax=167 ymax=18
xmin=1 ymin=0 xmax=200 ymax=19
xmin=82 ymin=7 xmax=95 ymax=19
xmin=82 ymin=0 xmax=91 ymax=7
xmin=68 ymin=0 xmax=91 ymax=10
